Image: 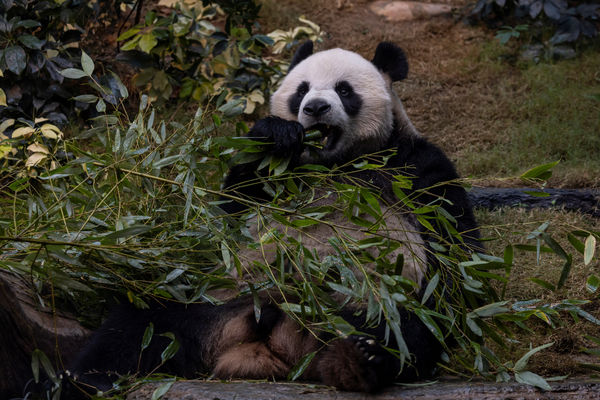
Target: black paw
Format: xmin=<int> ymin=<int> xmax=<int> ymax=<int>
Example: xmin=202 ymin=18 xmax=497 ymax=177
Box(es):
xmin=316 ymin=335 xmax=399 ymax=392
xmin=350 ymin=335 xmax=390 ymax=368
xmin=249 ymin=116 xmax=304 ymax=157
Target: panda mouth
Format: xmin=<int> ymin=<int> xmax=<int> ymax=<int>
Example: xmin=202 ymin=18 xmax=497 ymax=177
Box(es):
xmin=304 ymin=124 xmax=343 ymax=152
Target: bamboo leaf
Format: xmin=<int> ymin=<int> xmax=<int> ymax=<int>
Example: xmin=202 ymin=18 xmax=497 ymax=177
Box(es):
xmin=141 ymin=323 xmax=154 ymax=351
xmin=515 ymin=370 xmax=552 ymax=391
xmin=151 ymin=378 xmax=175 ymax=400
xmin=160 ymin=333 xmax=180 ymax=362
xmin=584 ymin=235 xmax=596 ymax=265
xmin=421 ymin=272 xmax=439 ymax=305
xmin=514 ymin=342 xmax=554 ymax=372
xmin=287 ymin=351 xmax=316 ymax=381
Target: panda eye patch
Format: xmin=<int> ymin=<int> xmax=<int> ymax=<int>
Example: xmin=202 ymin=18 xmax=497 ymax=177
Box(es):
xmin=335 ymin=81 xmax=362 ymax=117
xmin=289 ymin=81 xmax=310 ymax=116
xmin=335 ymin=81 xmax=354 ymax=97
xmin=296 ymin=82 xmax=309 ymax=96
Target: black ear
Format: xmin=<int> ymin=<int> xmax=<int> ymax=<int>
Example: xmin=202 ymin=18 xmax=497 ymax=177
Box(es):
xmin=371 ymin=42 xmax=408 ymax=82
xmin=289 ymin=41 xmax=314 ymax=72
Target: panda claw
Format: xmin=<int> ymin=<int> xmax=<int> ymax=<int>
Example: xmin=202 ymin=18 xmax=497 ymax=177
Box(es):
xmin=366 ymin=339 xmax=376 ymax=346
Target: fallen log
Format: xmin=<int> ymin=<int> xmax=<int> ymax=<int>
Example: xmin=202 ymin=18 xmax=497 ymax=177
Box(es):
xmin=468 ymin=188 xmax=600 ymax=217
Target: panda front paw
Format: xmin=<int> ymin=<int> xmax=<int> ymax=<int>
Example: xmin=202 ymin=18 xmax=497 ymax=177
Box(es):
xmin=249 ymin=116 xmax=304 ymax=157
xmin=316 ymin=335 xmax=398 ymax=392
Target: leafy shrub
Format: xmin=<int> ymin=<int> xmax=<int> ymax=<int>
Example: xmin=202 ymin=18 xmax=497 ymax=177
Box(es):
xmin=0 ymin=118 xmax=65 ymax=177
xmin=116 ymin=1 xmax=323 ymax=111
xmin=0 ymin=0 xmax=92 ymax=126
xmin=470 ymin=0 xmax=600 ymax=59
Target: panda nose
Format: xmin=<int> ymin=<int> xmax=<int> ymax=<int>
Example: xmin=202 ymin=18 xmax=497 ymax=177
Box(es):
xmin=303 ymin=99 xmax=331 ymax=117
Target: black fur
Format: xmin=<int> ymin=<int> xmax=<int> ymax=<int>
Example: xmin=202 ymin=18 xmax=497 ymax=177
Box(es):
xmin=288 ymin=41 xmax=314 ymax=72
xmin=372 ymin=42 xmax=409 ymax=82
xmin=64 ymin=298 xmax=286 ymax=398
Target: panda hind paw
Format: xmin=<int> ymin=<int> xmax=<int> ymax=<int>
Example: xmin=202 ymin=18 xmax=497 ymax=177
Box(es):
xmin=316 ymin=335 xmax=397 ymax=392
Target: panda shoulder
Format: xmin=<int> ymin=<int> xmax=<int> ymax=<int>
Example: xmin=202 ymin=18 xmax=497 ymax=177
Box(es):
xmin=389 ymin=135 xmax=457 ymax=175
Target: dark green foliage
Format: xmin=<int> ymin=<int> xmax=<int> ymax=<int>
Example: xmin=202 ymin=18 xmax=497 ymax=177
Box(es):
xmin=211 ymin=0 xmax=262 ymax=33
xmin=0 ymin=0 xmax=92 ymax=125
xmin=470 ymin=0 xmax=599 ymax=59
xmin=116 ymin=3 xmax=279 ymax=109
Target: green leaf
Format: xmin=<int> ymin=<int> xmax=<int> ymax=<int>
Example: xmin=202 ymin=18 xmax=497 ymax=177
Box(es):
xmin=160 ymin=333 xmax=180 ymax=362
xmin=104 ymin=225 xmax=153 ymax=241
xmin=520 ymin=161 xmax=559 ymax=182
xmin=466 ymin=317 xmax=482 ymax=336
xmin=529 ymin=277 xmax=555 ymax=291
xmin=514 ymin=342 xmax=554 ymax=372
xmin=515 ymin=371 xmax=552 ymax=391
xmin=17 ymin=34 xmax=45 ymax=50
xmin=96 ymin=98 xmax=106 ymax=113
xmin=556 ymin=254 xmax=573 ymax=289
xmin=584 ymin=235 xmax=596 ymax=265
xmin=469 ymin=301 xmax=509 ymax=318
xmin=587 ymin=275 xmax=600 ymax=294
xmin=141 ymin=323 xmax=154 ymax=351
xmin=5 ymin=46 xmax=27 ymax=75
xmin=15 ymin=20 xmax=41 ymax=29
xmin=31 ymin=349 xmax=56 ymax=383
xmin=421 ymin=272 xmax=439 ymax=305
xmin=153 ymin=155 xmax=181 ymax=169
xmin=73 ymin=94 xmax=98 ymax=103
xmin=0 ymin=88 xmax=6 ymax=107
xmin=151 ymin=378 xmax=175 ymax=400
xmin=567 ymin=233 xmax=585 ymax=254
xmin=139 ymin=33 xmax=158 ymax=53
xmin=60 ymin=68 xmax=87 ymax=79
xmin=287 ymin=351 xmax=316 ymax=381
xmin=117 ymin=27 xmax=141 ymax=41
xmin=121 ymin=36 xmax=141 ymax=51
xmin=81 ymin=50 xmax=94 ymax=76
xmin=414 ymin=309 xmax=445 ymax=343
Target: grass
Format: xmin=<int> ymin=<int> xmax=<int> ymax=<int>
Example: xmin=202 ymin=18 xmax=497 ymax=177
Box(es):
xmin=475 ymin=206 xmax=600 ymax=376
xmin=476 ymin=207 xmax=599 ymax=301
xmin=457 ymin=44 xmax=600 ymax=187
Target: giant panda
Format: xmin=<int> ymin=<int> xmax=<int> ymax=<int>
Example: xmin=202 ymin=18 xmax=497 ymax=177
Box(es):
xmin=64 ymin=41 xmax=480 ymax=398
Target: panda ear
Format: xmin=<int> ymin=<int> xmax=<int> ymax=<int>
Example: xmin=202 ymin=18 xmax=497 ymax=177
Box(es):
xmin=288 ymin=41 xmax=314 ymax=72
xmin=371 ymin=42 xmax=408 ymax=82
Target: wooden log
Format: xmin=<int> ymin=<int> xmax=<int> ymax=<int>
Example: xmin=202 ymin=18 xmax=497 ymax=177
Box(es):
xmin=0 ymin=270 xmax=90 ymax=398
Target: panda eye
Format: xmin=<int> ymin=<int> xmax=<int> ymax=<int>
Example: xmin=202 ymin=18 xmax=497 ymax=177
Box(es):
xmin=335 ymin=82 xmax=353 ymax=97
xmin=296 ymin=82 xmax=309 ymax=97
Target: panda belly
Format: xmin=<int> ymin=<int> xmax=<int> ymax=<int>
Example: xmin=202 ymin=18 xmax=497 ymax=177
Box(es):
xmin=236 ymin=192 xmax=428 ymax=289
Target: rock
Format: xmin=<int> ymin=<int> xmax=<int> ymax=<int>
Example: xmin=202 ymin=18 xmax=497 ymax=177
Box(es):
xmin=370 ymin=1 xmax=453 ymax=22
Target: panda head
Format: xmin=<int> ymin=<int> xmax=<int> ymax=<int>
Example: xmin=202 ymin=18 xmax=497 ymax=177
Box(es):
xmin=271 ymin=41 xmax=409 ymax=163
